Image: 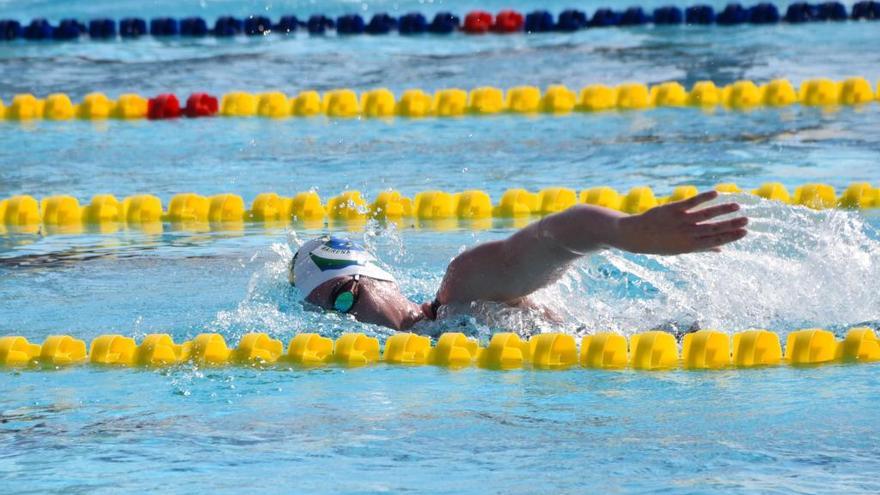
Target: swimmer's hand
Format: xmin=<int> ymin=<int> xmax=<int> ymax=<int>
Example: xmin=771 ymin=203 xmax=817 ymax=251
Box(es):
xmin=616 ymin=190 xmax=748 ymax=255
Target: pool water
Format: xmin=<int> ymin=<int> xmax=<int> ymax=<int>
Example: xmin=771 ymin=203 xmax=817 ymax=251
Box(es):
xmin=2 ymin=1 xmax=880 ymax=493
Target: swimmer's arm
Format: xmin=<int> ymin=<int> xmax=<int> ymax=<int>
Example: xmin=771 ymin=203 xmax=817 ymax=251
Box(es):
xmin=437 ymin=191 xmax=747 ymax=304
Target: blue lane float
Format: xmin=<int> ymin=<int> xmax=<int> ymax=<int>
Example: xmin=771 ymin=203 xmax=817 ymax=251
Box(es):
xmin=0 ymin=2 xmax=878 ymax=42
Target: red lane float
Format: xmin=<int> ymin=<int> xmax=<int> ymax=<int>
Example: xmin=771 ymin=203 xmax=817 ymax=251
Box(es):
xmin=493 ymin=10 xmax=524 ymax=33
xmin=184 ymin=93 xmax=218 ymax=117
xmin=464 ymin=11 xmax=493 ymax=34
xmin=147 ymin=93 xmax=182 ymax=119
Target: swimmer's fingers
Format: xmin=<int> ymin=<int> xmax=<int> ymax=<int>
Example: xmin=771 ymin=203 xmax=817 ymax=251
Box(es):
xmin=692 ymin=228 xmax=748 ymax=250
xmin=673 ymin=190 xmax=719 ymax=211
xmin=692 ymin=217 xmax=749 ymax=237
xmin=686 ymin=202 xmax=741 ymax=223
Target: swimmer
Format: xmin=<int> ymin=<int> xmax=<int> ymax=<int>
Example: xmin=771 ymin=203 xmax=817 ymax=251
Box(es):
xmin=290 ymin=190 xmax=747 ymax=330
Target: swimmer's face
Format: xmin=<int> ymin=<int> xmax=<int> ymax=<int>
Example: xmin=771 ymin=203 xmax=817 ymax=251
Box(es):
xmin=306 ymin=276 xmax=423 ymax=330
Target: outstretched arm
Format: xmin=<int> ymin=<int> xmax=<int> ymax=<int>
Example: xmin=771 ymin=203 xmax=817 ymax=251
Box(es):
xmin=436 ymin=191 xmax=747 ymax=305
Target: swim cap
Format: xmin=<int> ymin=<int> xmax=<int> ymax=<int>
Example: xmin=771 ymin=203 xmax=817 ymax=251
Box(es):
xmin=291 ymin=236 xmax=396 ymax=296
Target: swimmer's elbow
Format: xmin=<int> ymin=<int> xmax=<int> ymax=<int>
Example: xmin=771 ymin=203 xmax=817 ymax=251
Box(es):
xmin=437 ymin=241 xmax=507 ymax=304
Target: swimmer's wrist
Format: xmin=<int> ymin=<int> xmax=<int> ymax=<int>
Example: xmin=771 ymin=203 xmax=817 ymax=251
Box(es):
xmin=613 ymin=213 xmax=643 ymax=253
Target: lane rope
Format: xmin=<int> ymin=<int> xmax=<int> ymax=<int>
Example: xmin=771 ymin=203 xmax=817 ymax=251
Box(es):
xmin=1 ymin=182 xmax=876 ymax=234
xmin=1 ymin=78 xmax=878 ymax=122
xmin=1 ymin=2 xmax=878 ymax=42
xmin=1 ymin=327 xmax=877 ymax=370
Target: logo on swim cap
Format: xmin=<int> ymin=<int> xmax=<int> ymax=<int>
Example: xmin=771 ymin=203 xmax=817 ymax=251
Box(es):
xmin=308 ymin=237 xmax=366 ymax=272
xmin=291 ymin=235 xmax=395 ymax=297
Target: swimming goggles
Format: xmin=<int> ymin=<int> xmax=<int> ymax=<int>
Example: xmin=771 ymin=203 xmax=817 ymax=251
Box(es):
xmin=330 ymin=274 xmax=360 ymax=313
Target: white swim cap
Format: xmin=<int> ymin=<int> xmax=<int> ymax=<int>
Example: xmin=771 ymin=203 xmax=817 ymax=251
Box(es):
xmin=290 ymin=235 xmax=396 ymax=296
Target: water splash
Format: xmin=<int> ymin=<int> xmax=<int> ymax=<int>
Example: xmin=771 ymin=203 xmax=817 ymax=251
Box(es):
xmin=556 ymin=195 xmax=880 ymax=337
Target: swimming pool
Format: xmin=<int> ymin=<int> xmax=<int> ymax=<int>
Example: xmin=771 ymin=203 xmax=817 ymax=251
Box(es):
xmin=2 ymin=0 xmax=880 ymax=493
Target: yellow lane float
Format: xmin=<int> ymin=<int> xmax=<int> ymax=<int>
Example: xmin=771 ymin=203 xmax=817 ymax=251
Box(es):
xmin=4 ymin=182 xmax=880 ymax=234
xmin=4 ymin=79 xmax=880 ymax=124
xmin=1 ymin=328 xmax=876 ymax=370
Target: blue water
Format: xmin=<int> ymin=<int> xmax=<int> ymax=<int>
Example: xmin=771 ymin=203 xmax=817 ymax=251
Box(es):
xmin=2 ymin=1 xmax=880 ymax=493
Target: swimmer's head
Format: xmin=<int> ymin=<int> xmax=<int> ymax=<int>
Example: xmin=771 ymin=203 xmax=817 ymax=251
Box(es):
xmin=290 ymin=235 xmax=396 ymax=296
xmin=290 ymin=235 xmax=425 ymax=329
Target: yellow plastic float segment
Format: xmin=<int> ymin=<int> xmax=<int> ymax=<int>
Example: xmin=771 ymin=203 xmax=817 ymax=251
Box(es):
xmin=751 ymin=182 xmax=791 ymax=203
xmin=333 ymin=333 xmax=380 ymax=366
xmin=838 ymin=77 xmax=874 ymax=105
xmin=287 ymin=333 xmax=334 ymax=365
xmin=89 ymin=334 xmax=137 ymax=365
xmin=540 ymin=85 xmax=577 ymax=113
xmin=681 ymin=330 xmax=731 ymax=369
xmin=41 ymin=195 xmax=82 ymax=225
xmin=784 ymin=329 xmax=838 ymax=365
xmin=82 ymin=194 xmax=122 ymax=224
xmin=2 ymin=195 xmax=40 ymax=226
xmin=760 ymin=79 xmax=798 ymax=107
xmin=505 ymin=86 xmax=541 ymax=113
xmin=77 ymin=92 xmax=114 ymax=119
xmin=629 ymin=331 xmax=679 ymax=370
xmin=414 ymin=191 xmax=456 ymax=219
xmin=0 ymin=97 xmax=5 ymax=119
xmin=220 ymin=92 xmax=258 ymax=117
xmin=360 ymin=88 xmax=396 ymax=118
xmin=370 ymin=190 xmax=412 ymax=219
xmin=578 ymin=84 xmax=617 ymax=111
xmin=468 ymin=86 xmax=505 ymax=114
xmin=714 ymin=183 xmax=742 ymax=193
xmin=291 ymin=191 xmax=326 ymax=222
xmin=793 ymin=183 xmax=836 ymax=209
xmin=0 ymin=336 xmax=42 ymax=367
xmin=615 ymin=83 xmax=651 ymax=110
xmin=579 ymin=333 xmax=628 ymax=369
xmin=478 ymin=332 xmax=530 ymax=370
xmin=257 ymin=91 xmax=291 ymax=118
xmin=113 ymin=94 xmax=148 ymax=119
xmin=323 ymin=89 xmax=361 ymax=118
xmin=536 ymin=187 xmax=577 ymax=215
xmin=732 ymin=330 xmax=782 ymax=367
xmin=650 ymin=82 xmax=688 ymax=107
xmin=43 ymin=93 xmax=75 ymax=120
xmin=429 ymin=332 xmax=480 ymax=367
xmin=327 ymin=191 xmax=369 ymax=221
xmin=799 ymin=78 xmax=840 ymax=106
xmin=122 ymin=194 xmax=163 ymax=224
xmin=455 ymin=190 xmax=493 ymax=219
xmin=666 ymin=185 xmax=698 ymax=203
xmin=433 ymin=88 xmax=468 ymax=117
xmin=136 ymin=334 xmax=190 ymax=366
xmin=189 ymin=333 xmax=231 ymax=366
xmin=383 ymin=333 xmax=432 ymax=365
xmin=250 ymin=192 xmax=294 ymax=222
xmin=291 ymin=90 xmax=323 ymax=117
xmin=232 ymin=332 xmax=283 ymax=365
xmin=208 ymin=194 xmax=245 ymax=223
xmin=838 ymin=182 xmax=877 ymax=209
xmin=167 ymin=193 xmax=210 ymax=222
xmin=687 ymin=81 xmax=722 ymax=107
xmin=722 ymin=80 xmax=762 ymax=109
xmin=8 ymin=94 xmax=44 ymax=120
xmin=839 ymin=327 xmax=880 ymax=362
xmin=620 ymin=187 xmax=658 ymax=214
xmin=528 ymin=333 xmax=577 ymax=369
xmin=39 ymin=335 xmax=87 ymax=366
xmin=396 ymin=89 xmax=433 ymax=117
xmin=580 ymin=187 xmax=623 ymax=210
xmin=493 ymin=188 xmax=537 ymax=217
